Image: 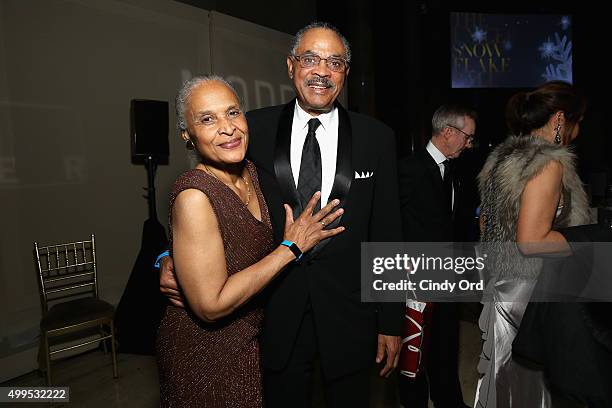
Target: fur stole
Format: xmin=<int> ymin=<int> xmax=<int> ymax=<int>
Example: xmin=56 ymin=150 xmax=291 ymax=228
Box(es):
xmin=478 ymin=136 xmax=591 ymax=279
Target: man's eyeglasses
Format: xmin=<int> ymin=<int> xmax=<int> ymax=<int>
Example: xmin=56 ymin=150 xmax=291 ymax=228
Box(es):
xmin=446 ymin=124 xmax=475 ymax=143
xmin=292 ymin=53 xmax=349 ymax=72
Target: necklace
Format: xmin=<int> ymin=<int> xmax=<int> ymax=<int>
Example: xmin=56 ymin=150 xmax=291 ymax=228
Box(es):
xmin=203 ymin=165 xmax=251 ymax=206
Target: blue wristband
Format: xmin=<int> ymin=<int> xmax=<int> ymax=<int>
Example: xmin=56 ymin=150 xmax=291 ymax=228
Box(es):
xmin=154 ymin=250 xmax=170 ymax=269
xmin=280 ymin=240 xmax=303 ymax=261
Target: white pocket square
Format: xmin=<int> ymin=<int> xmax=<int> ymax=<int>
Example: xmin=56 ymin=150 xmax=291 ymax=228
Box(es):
xmin=354 ymin=171 xmax=374 ymax=179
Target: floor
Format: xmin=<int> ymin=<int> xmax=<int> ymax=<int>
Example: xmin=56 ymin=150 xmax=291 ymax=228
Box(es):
xmin=2 ymin=320 xmax=481 ymax=407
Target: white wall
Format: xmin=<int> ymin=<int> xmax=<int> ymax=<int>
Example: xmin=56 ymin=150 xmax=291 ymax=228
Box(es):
xmin=210 ymin=11 xmax=297 ymax=111
xmin=0 ymin=0 xmax=294 ymax=381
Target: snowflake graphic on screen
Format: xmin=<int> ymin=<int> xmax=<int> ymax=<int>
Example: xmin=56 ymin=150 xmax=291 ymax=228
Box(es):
xmin=539 ymin=38 xmax=556 ymax=59
xmin=540 ymin=32 xmax=572 ymax=82
xmin=471 ymin=27 xmax=487 ymax=43
xmin=560 ymin=16 xmax=571 ymax=31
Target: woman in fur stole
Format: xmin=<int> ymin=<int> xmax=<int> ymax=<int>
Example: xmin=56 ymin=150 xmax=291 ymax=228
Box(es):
xmin=474 ymin=81 xmax=591 ymax=407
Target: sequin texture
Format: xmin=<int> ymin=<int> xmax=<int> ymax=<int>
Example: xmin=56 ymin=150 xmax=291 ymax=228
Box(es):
xmin=156 ymin=160 xmax=274 ymax=407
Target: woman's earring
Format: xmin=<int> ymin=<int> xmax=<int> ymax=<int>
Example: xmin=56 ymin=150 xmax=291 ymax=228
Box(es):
xmin=554 ymin=123 xmax=562 ymax=144
xmin=185 ymin=139 xmax=195 ymax=150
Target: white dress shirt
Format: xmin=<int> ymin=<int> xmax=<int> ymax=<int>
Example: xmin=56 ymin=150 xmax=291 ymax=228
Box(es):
xmin=290 ymin=102 xmax=338 ymax=207
xmin=426 ymin=140 xmax=454 ymax=209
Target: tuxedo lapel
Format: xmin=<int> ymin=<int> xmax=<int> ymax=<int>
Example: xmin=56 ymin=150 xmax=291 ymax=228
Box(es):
xmin=422 ymin=149 xmax=458 ymax=216
xmin=272 ymin=100 xmax=353 ymax=257
xmin=421 ymin=149 xmax=446 ymax=199
xmin=326 ymin=102 xmax=352 ymax=226
xmin=273 ymin=100 xmax=301 ymax=219
xmin=310 ymin=103 xmax=353 ymax=256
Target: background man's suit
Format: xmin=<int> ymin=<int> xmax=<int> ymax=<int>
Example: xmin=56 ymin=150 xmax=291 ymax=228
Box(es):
xmin=246 ymin=99 xmax=403 ymax=406
xmin=397 ymin=147 xmax=467 ymax=408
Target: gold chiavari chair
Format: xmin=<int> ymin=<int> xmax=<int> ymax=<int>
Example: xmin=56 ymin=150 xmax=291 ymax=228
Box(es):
xmin=34 ymin=234 xmax=118 ymax=385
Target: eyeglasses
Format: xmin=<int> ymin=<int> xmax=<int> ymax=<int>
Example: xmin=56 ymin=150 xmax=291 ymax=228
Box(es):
xmin=291 ymin=53 xmax=349 ymax=72
xmin=446 ymin=124 xmax=475 ymax=143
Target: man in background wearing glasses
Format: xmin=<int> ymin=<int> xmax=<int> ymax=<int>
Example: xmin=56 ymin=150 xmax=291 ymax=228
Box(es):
xmin=397 ymin=104 xmax=476 ymax=408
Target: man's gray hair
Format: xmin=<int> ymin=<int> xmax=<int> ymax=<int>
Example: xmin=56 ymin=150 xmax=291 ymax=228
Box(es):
xmin=290 ymin=22 xmax=352 ymax=63
xmin=175 ymin=75 xmax=240 ymax=132
xmin=431 ymin=104 xmax=478 ymax=135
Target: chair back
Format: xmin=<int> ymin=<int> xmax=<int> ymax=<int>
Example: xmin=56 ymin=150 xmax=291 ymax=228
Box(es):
xmin=34 ymin=234 xmax=99 ymax=313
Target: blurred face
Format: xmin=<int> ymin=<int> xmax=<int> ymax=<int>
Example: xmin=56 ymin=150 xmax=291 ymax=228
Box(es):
xmin=287 ymin=28 xmax=349 ymax=115
xmin=182 ymin=81 xmax=248 ymax=165
xmin=444 ymin=116 xmax=476 ymax=158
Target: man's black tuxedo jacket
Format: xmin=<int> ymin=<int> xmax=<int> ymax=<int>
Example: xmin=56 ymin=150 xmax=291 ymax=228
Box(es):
xmin=398 ymin=148 xmax=464 ymax=242
xmin=246 ymin=100 xmax=403 ymax=379
xmin=397 ymin=148 xmax=470 ymax=407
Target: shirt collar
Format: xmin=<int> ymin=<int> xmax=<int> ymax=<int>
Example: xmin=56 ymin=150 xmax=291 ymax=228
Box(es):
xmin=294 ymin=100 xmax=337 ymax=131
xmin=426 ymin=140 xmax=447 ymax=165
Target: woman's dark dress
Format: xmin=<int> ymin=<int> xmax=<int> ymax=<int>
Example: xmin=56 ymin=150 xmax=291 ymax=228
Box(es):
xmin=156 ymin=161 xmax=274 ymax=407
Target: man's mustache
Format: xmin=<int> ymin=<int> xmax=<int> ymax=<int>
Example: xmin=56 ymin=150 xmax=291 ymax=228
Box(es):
xmin=305 ymin=77 xmax=335 ymax=88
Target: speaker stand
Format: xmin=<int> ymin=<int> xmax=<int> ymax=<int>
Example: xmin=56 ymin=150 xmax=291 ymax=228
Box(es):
xmin=114 ymin=155 xmax=167 ymax=354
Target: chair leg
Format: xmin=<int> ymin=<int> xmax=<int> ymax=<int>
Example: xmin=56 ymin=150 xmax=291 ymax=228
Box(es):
xmin=110 ymin=320 xmax=118 ymax=378
xmin=101 ymin=325 xmax=108 ymax=353
xmin=43 ymin=334 xmax=52 ymax=386
xmin=37 ymin=335 xmax=45 ymax=374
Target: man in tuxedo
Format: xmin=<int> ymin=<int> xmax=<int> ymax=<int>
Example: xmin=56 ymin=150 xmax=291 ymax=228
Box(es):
xmin=397 ymin=104 xmax=476 ymax=408
xmin=160 ymin=22 xmax=403 ymax=407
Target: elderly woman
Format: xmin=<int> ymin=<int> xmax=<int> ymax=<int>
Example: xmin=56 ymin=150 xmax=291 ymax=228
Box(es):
xmin=475 ymin=81 xmax=591 ymax=407
xmin=156 ymin=76 xmax=344 ymax=407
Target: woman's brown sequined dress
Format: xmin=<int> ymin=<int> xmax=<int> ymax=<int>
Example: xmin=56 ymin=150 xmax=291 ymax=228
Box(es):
xmin=156 ymin=160 xmax=274 ymax=407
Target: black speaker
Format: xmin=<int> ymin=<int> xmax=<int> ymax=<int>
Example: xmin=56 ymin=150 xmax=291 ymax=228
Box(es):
xmin=130 ymin=99 xmax=169 ymax=164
